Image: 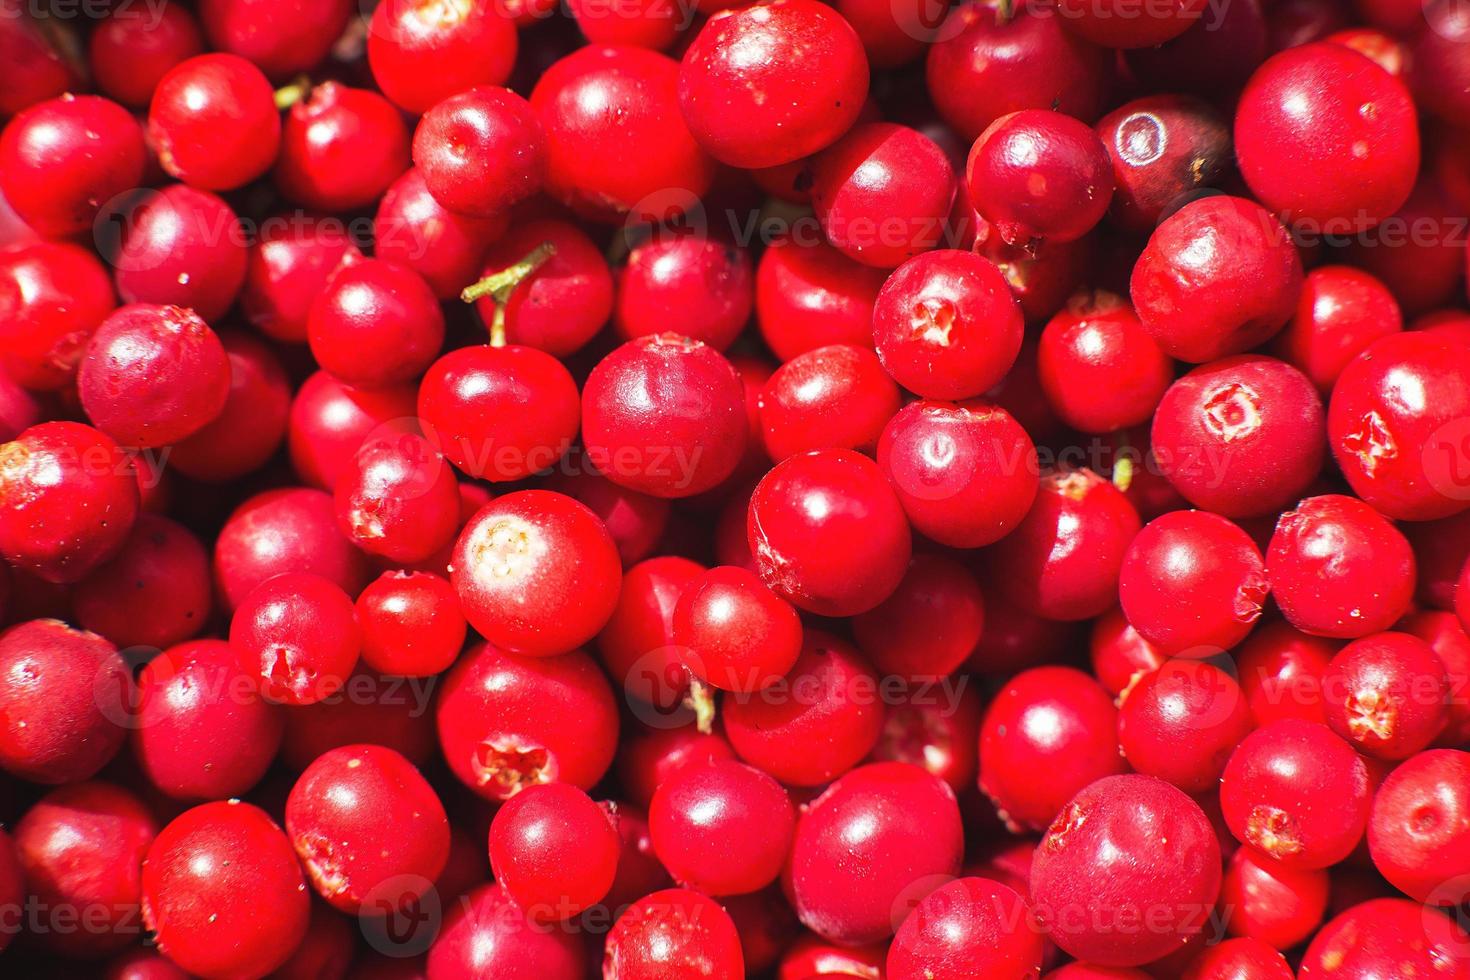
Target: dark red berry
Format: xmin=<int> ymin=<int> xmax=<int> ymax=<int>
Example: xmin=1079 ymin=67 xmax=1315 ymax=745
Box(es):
xmin=413 ymin=86 xmax=544 ymax=218
xmin=276 ymin=82 xmax=412 ymax=212
xmin=148 ymin=53 xmax=282 ymax=190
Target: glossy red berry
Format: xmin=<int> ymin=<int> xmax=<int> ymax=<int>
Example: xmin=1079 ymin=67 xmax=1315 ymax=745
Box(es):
xmin=1368 ymin=749 xmax=1470 ymax=905
xmin=967 ymin=109 xmax=1114 ymax=247
xmin=616 ymin=722 xmax=736 ymax=809
xmin=1090 ymin=607 xmax=1166 ymax=697
xmin=413 ymin=86 xmax=544 ymax=218
xmin=374 ymin=167 xmax=507 ymax=300
xmin=1130 ymin=196 xmax=1303 ymax=363
xmin=887 ymin=877 xmax=1044 ymax=980
xmin=1119 ymin=510 xmax=1268 ymax=655
xmin=678 ymin=0 xmax=868 ymax=168
xmin=89 ymin=3 xmax=204 ymax=109
xmin=721 ymin=631 xmax=885 ymax=786
xmin=1031 ymin=774 xmax=1222 ymax=967
xmin=1270 ymin=265 xmax=1402 ymax=393
xmin=108 ymin=185 xmax=248 ymax=323
xmin=872 ymin=249 xmax=1025 ymax=399
xmin=427 ymin=882 xmax=586 ymax=979
xmin=811 ymin=123 xmax=957 ymax=269
xmin=308 ymin=258 xmax=445 ymax=390
xmin=213 ymin=487 xmax=369 ymax=612
xmin=0 ymin=94 xmax=146 ymax=238
xmin=1150 ymin=355 xmax=1325 ymax=518
xmin=451 ymin=491 xmax=621 ymax=657
xmin=1096 ymin=95 xmax=1230 ymax=233
xmin=852 ymin=554 xmax=984 ymax=683
xmin=1321 ymin=631 xmax=1449 ymax=760
xmin=0 ymin=241 xmax=116 ymax=391
xmin=286 ymin=744 xmax=448 ymax=914
xmin=276 ymin=82 xmax=411 ymax=212
xmin=198 ymin=0 xmax=351 ymax=80
xmin=242 ymin=217 xmax=358 ymax=344
xmin=164 ymin=332 xmax=292 ymax=482
xmin=334 ymin=429 xmax=460 ymax=563
xmin=988 ymin=468 xmax=1141 ymax=621
xmin=1118 ymin=659 xmax=1254 ymax=793
xmin=877 ymin=399 xmax=1038 ymax=548
xmin=1267 ymin=494 xmax=1416 ymax=639
xmin=614 ymin=233 xmax=753 ymax=351
xmin=73 ymin=514 xmax=211 ymax=651
xmin=1220 ymin=719 xmax=1371 ymax=869
xmin=368 ymin=0 xmax=518 ymax=115
xmin=595 ymin=555 xmax=703 ymax=709
xmin=673 ymin=564 xmax=802 ymax=693
xmin=980 ymin=666 xmax=1128 ymax=831
xmin=1057 ymin=0 xmax=1203 ymax=47
xmin=650 ymin=759 xmax=795 ymax=895
xmin=1298 ymin=899 xmax=1470 ymax=977
xmin=79 ymin=305 xmax=230 ymax=449
xmin=141 ymin=801 xmax=309 ymax=980
xmin=1181 ymin=938 xmax=1294 ymax=980
xmin=148 ymin=53 xmax=281 ymax=190
xmin=134 ymin=638 xmax=283 ymax=800
xmin=1235 ymin=43 xmax=1418 ymax=230
xmin=605 ymin=888 xmax=745 ymax=978
xmin=473 ymin=219 xmax=614 ymax=356
xmin=15 ymin=781 xmax=157 ymax=958
xmin=0 ymin=422 xmax=139 ymax=583
xmin=1235 ymin=622 xmax=1339 ymax=727
xmin=488 ymin=781 xmax=617 ymax=920
xmin=229 ymin=572 xmax=362 ymax=706
xmin=1221 ymin=845 xmax=1329 ymax=951
xmin=1037 ymin=290 xmax=1174 ymax=434
xmin=758 ymin=344 xmax=900 ymax=462
xmin=790 ymin=762 xmax=964 ymax=946
xmin=582 ymin=334 xmax=747 ymax=498
xmin=755 ymin=236 xmax=887 ymax=362
xmin=356 ymin=571 xmax=466 ymax=678
xmin=436 ymin=642 xmax=619 ymax=800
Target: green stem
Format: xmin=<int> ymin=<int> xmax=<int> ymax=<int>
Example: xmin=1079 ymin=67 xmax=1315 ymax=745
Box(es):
xmin=461 ymin=242 xmax=558 ymax=348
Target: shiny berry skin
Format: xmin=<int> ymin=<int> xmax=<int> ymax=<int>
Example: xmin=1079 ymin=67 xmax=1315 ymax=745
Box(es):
xmin=1118 ymin=659 xmax=1254 ymax=793
xmin=451 ymin=491 xmax=621 ymax=657
xmin=309 ymin=259 xmax=445 ymax=390
xmin=0 ymin=422 xmax=139 ymax=583
xmin=374 ymin=168 xmax=506 ymax=301
xmin=242 ymin=218 xmax=358 ymax=344
xmin=79 ymin=305 xmax=230 ymax=449
xmin=1150 ymin=355 xmax=1325 ymax=518
xmin=1368 ymin=749 xmax=1470 ymax=905
xmin=533 ymin=45 xmax=715 ymax=223
xmin=1298 ymin=899 xmax=1470 ymax=978
xmin=614 ymin=234 xmax=753 ymax=351
xmin=616 ymin=722 xmax=736 ymax=809
xmin=141 ymin=801 xmax=309 ymax=980
xmin=887 ymin=877 xmax=1044 ymax=980
xmin=1090 ymin=607 xmax=1166 ymax=697
xmin=596 ymin=555 xmax=703 ymax=709
xmin=276 ymin=83 xmax=411 ymax=213
xmin=198 ymin=0 xmax=351 ymax=80
xmin=143 ymin=332 xmax=279 ymax=474
xmin=755 ymin=235 xmax=886 ymax=362
xmin=877 ymin=399 xmax=1038 ymax=548
xmin=678 ymin=0 xmax=868 ymax=168
xmin=286 ymin=744 xmax=448 ymax=914
xmin=968 ymin=110 xmax=1114 ymax=248
xmin=356 ymin=571 xmax=466 ymax=678
xmin=474 ymin=219 xmax=613 ymax=356
xmin=413 ymin=86 xmax=544 ymax=218
xmin=582 ymin=334 xmax=747 ymax=498
xmin=427 ymin=882 xmax=585 ymax=979
xmin=418 ymin=344 xmax=579 ymax=483
xmin=721 ymin=631 xmax=884 ymax=787
xmin=1270 ymin=265 xmax=1402 ymax=394
xmin=334 ymin=430 xmax=460 ymax=563
xmin=980 ymin=666 xmax=1127 ymax=832
xmin=436 ymin=642 xmax=618 ymax=800
xmin=650 ymin=759 xmax=795 ymax=895
xmin=134 ymin=638 xmax=283 ymax=801
xmin=15 ymin=781 xmax=157 ymax=958
xmin=73 ymin=514 xmax=211 ymax=651
xmin=213 ymin=487 xmax=369 ymax=612
xmin=368 ymin=0 xmax=518 ymax=115
xmin=1096 ymin=95 xmax=1230 ymax=233
xmin=89 ymin=3 xmax=202 ymax=109
xmin=1130 ymin=196 xmax=1303 ymax=363
xmin=605 ymin=888 xmax=745 ymax=979
xmin=1032 ymin=774 xmax=1222 ymax=967
xmin=0 ymin=620 xmax=128 ymax=784
xmin=1267 ymin=494 xmax=1415 ymax=639
xmin=811 ymin=123 xmax=957 ymax=269
xmin=0 ymin=94 xmax=146 ymax=238
xmin=1322 ymin=631 xmax=1448 ymax=760
xmin=108 ymin=185 xmax=248 ymax=323
xmin=1235 ymin=43 xmax=1417 ymax=230
xmin=673 ymin=565 xmax=802 ymax=693
xmin=0 ymin=241 xmax=116 ymax=391
xmin=1037 ymin=291 xmax=1174 ymax=434
xmin=1221 ymin=845 xmax=1328 ymax=951
xmin=873 ymin=248 xmax=1024 ymax=400
xmin=229 ymin=572 xmax=362 ymax=707
xmin=1219 ymin=719 xmax=1371 ymax=869
xmin=1400 ymin=609 xmax=1470 ymax=747
xmin=988 ymin=468 xmax=1141 ymax=621
xmin=148 ymin=53 xmax=281 ymax=190
xmin=1329 ymin=331 xmax=1470 ymax=521
xmin=1181 ymin=938 xmax=1293 ymax=980
xmin=1057 ymin=0 xmax=1202 ymax=47
xmin=488 ymin=782 xmax=617 ymax=921
xmin=852 ymin=554 xmax=984 ymax=682
xmin=926 ymin=1 xmax=1111 ymax=142
xmin=778 ymin=935 xmax=888 ymax=980
xmin=790 ymin=762 xmax=964 ymax=946
xmin=1119 ymin=510 xmax=1268 ymax=655
xmin=758 ymin=344 xmax=900 ymax=462
xmin=747 ymin=448 xmax=910 ymax=617
xmin=1235 ymin=622 xmax=1338 ymax=727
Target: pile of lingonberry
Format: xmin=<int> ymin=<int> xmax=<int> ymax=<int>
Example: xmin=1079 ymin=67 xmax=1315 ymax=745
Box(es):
xmin=2 ymin=0 xmax=1470 ymax=976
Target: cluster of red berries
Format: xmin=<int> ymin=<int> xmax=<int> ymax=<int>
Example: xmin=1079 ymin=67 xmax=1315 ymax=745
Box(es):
xmin=2 ymin=0 xmax=1470 ymax=977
